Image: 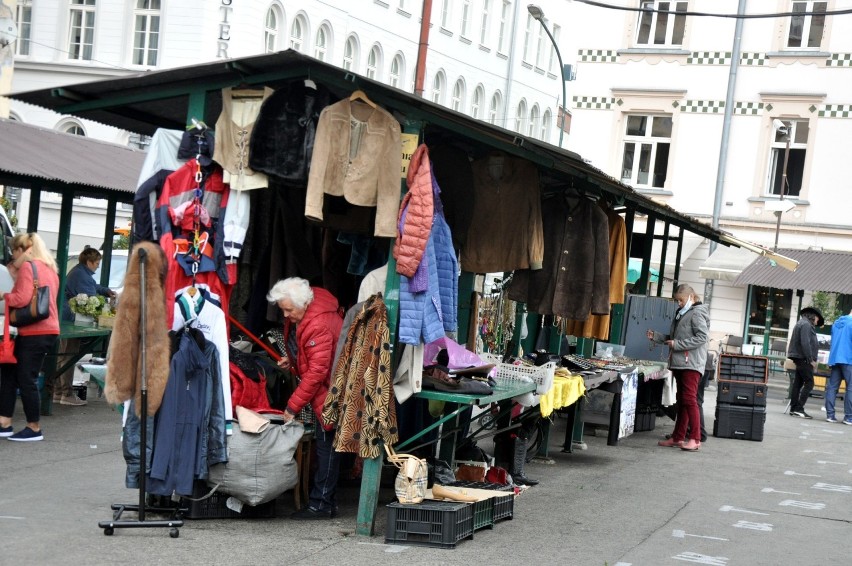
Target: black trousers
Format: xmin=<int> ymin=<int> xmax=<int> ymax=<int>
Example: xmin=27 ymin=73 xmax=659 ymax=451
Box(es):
xmin=790 ymin=358 xmax=815 ymax=413
xmin=0 ymin=334 xmax=57 ymax=423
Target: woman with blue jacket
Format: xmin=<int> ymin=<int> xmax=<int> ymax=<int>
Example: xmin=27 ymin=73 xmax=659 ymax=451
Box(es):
xmin=647 ymin=284 xmax=710 ymax=452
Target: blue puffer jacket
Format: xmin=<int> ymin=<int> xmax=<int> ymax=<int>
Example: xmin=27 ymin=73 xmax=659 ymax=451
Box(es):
xmin=399 ymin=231 xmax=445 ymax=345
xmin=432 ymin=197 xmax=458 ymax=333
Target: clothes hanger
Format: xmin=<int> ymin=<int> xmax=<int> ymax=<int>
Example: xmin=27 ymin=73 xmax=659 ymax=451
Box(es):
xmin=349 ymin=89 xmax=377 ymax=108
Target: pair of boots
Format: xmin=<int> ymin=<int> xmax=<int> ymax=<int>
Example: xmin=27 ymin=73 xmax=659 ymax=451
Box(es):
xmin=509 ymin=434 xmax=539 ymax=487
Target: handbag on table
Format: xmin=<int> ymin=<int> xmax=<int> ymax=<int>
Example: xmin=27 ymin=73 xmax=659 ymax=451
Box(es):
xmin=384 ymin=444 xmax=428 ymax=505
xmin=0 ymin=303 xmax=17 ymax=364
xmin=9 ymin=261 xmax=50 ymax=327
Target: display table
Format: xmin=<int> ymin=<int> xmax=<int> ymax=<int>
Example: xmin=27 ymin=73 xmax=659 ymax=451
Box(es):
xmin=40 ymin=322 xmax=112 ymax=415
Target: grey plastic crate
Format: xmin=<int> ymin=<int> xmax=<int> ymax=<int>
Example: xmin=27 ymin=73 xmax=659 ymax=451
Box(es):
xmin=385 ymin=500 xmax=474 ymax=549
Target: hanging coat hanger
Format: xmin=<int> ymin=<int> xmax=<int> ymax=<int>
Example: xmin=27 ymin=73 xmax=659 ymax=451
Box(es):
xmin=349 ymin=89 xmax=377 ymax=108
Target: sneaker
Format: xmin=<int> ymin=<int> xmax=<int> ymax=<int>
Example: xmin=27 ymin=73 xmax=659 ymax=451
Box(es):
xmin=290 ymin=507 xmax=332 ymax=520
xmin=52 ymin=392 xmax=62 ymax=402
xmin=7 ymin=427 xmax=43 ymax=442
xmin=0 ymin=425 xmax=13 ymax=438
xmin=826 ymin=416 xmax=839 ymax=423
xmin=800 ymin=411 xmax=814 ymax=420
xmin=790 ymin=410 xmax=812 ymax=419
xmin=843 ymin=420 xmax=852 ymax=426
xmin=60 ymin=395 xmax=87 ymax=406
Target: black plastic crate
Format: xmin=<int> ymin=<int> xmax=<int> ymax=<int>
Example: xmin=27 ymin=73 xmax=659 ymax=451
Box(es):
xmin=445 ymin=480 xmax=514 ymax=492
xmin=713 ymin=403 xmax=766 ymax=441
xmin=183 ymin=483 xmax=277 ymax=519
xmin=717 ymin=381 xmax=767 ymax=407
xmin=386 ymin=500 xmax=474 ymax=548
xmin=492 ymin=493 xmax=514 ymax=522
xmin=633 ymin=411 xmax=656 ymax=432
xmin=471 ymin=498 xmax=493 ymax=531
xmin=718 ymin=354 xmax=769 ymax=384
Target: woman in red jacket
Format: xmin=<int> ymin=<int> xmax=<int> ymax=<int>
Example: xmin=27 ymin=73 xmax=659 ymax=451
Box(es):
xmin=0 ymin=233 xmax=61 ymax=442
xmin=267 ymin=277 xmax=343 ymax=520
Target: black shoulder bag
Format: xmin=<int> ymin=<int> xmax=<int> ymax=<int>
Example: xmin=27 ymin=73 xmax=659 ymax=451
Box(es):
xmin=9 ymin=261 xmax=51 ymax=327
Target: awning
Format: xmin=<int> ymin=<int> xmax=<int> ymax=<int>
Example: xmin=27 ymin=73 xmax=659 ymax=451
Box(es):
xmin=698 ymin=245 xmax=759 ymax=281
xmin=719 ymin=235 xmax=799 ymax=271
xmin=733 ymin=248 xmax=852 ymax=294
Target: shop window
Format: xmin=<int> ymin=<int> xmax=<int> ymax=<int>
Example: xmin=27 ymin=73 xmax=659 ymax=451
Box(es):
xmin=68 ymin=0 xmax=96 ymax=61
xmin=132 ymin=0 xmax=160 ymax=66
xmin=471 ymin=85 xmax=484 ymax=119
xmin=15 ymin=0 xmax=32 ymax=57
xmin=389 ymin=53 xmax=404 ymax=88
xmin=343 ymin=35 xmax=358 ymax=71
xmin=451 ymin=79 xmax=465 ymax=112
xmin=489 ymin=91 xmax=502 ymax=124
xmin=766 ymin=119 xmax=808 ymax=197
xmin=635 ymin=1 xmax=688 ymax=47
xmin=747 ymin=286 xmax=793 ymax=344
xmin=787 ymin=1 xmax=827 ymax=49
xmin=264 ymin=6 xmax=282 ymax=54
xmin=620 ymin=114 xmax=672 ymax=189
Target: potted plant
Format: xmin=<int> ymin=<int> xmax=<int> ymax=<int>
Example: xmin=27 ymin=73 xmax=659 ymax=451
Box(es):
xmin=69 ymin=294 xmax=107 ymax=327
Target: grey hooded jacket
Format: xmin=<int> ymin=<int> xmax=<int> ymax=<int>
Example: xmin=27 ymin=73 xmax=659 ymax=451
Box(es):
xmin=652 ymin=302 xmax=710 ymax=372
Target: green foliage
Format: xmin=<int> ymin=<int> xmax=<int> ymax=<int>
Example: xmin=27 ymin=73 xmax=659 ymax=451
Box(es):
xmin=811 ymin=291 xmax=841 ymax=325
xmin=0 ymin=195 xmax=18 ymax=229
xmin=113 ymin=234 xmax=130 ymax=250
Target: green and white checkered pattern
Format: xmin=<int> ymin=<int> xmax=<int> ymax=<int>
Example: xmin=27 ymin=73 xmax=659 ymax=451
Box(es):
xmin=572 ymin=96 xmax=617 ymax=110
xmin=740 ymin=52 xmax=767 ymax=66
xmin=681 ymin=100 xmax=725 ymax=113
xmin=826 ymin=53 xmax=852 ymax=67
xmin=687 ymin=51 xmax=731 ymax=65
xmin=818 ymin=104 xmax=852 ymax=118
xmin=734 ymin=102 xmax=765 ymax=116
xmin=578 ymin=49 xmax=618 ymax=63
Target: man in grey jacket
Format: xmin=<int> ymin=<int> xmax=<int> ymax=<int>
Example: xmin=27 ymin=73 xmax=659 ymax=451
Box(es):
xmin=788 ymin=306 xmax=824 ymax=419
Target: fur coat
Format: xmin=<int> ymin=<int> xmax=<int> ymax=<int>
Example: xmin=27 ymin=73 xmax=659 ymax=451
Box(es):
xmin=105 ymin=242 xmax=171 ymax=416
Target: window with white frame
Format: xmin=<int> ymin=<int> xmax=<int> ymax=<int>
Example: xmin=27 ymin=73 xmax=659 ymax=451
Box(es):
xmin=400 ymin=0 xmax=408 ymax=11
xmin=787 ymin=1 xmax=827 ymax=49
xmin=480 ymin=0 xmax=491 ymax=45
xmin=522 ymin=13 xmax=534 ymax=61
xmin=432 ymin=71 xmax=446 ymax=104
xmin=343 ymin=35 xmax=358 ymax=70
xmin=541 ymin=109 xmax=552 ymax=142
xmin=59 ymin=120 xmax=86 ymax=136
xmin=441 ymin=0 xmax=452 ymax=29
xmin=528 ymin=105 xmax=540 ymax=138
xmin=451 ymin=80 xmax=465 ymax=112
xmin=548 ymin=24 xmax=561 ymax=74
xmin=489 ymin=92 xmax=501 ymax=124
xmin=471 ymin=85 xmax=484 ymax=119
xmin=315 ymin=24 xmax=330 ymax=61
xmin=766 ymin=119 xmax=808 ymax=197
xmin=460 ymin=0 xmax=471 ymax=37
xmin=68 ymin=0 xmax=96 ymax=61
xmin=290 ymin=16 xmax=306 ymax=51
xmin=620 ymin=115 xmax=672 ymax=189
xmin=390 ymin=53 xmax=404 ymax=88
xmin=132 ymin=0 xmax=160 ymax=66
xmin=635 ymin=1 xmax=688 ymax=47
xmin=534 ymin=21 xmax=545 ymax=67
xmin=498 ymin=0 xmax=510 ymax=53
xmin=264 ymin=6 xmax=282 ymax=54
xmin=515 ymin=100 xmax=527 ymax=132
xmin=366 ymin=45 xmax=381 ymax=79
xmin=15 ymin=0 xmax=32 ymax=56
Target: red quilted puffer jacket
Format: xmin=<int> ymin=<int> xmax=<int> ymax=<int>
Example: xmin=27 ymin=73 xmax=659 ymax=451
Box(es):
xmin=284 ymin=288 xmax=344 ymax=430
xmin=393 ymin=143 xmax=434 ymax=277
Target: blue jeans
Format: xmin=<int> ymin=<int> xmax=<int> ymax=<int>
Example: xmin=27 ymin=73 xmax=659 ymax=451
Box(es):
xmin=309 ymin=424 xmax=341 ymax=514
xmin=825 ymin=364 xmax=852 ymax=421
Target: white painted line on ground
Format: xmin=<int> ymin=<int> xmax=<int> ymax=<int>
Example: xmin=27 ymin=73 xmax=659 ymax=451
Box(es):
xmin=812 ymin=482 xmax=852 ymax=493
xmin=613 ymin=563 xmax=632 ymax=566
xmin=784 ymin=470 xmax=821 ymax=477
xmin=818 ymin=429 xmax=845 ymax=435
xmin=719 ymin=505 xmax=769 ymax=515
xmin=672 ymin=529 xmax=729 ymax=541
xmin=672 ymin=552 xmax=729 ymax=565
xmin=779 ymin=500 xmax=826 ymax=510
xmin=357 ymin=542 xmax=409 ymax=553
xmin=816 ymin=460 xmax=848 ymax=465
xmin=762 ymin=487 xmax=801 ymax=495
xmin=732 ymin=521 xmax=773 ymax=531
xmin=0 ymin=516 xmax=25 ymax=520
xmin=804 ymin=449 xmax=835 ymax=454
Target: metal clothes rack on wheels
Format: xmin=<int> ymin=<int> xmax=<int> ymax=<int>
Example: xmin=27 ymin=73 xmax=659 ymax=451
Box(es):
xmin=97 ymin=247 xmax=185 ymax=538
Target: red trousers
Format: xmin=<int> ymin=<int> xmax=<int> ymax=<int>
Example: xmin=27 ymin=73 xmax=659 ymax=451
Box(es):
xmin=671 ymin=369 xmax=702 ymax=442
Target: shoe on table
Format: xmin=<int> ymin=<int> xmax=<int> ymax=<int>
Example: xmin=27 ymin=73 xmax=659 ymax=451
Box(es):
xmin=826 ymin=416 xmax=839 ymax=423
xmin=7 ymin=427 xmax=43 ymax=442
xmin=290 ymin=507 xmax=332 ymax=520
xmin=681 ymin=439 xmax=701 ymax=451
xmin=0 ymin=425 xmax=13 ymax=438
xmin=60 ymin=395 xmax=87 ymax=406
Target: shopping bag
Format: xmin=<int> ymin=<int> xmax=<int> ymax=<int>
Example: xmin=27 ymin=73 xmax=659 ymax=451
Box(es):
xmin=0 ymin=304 xmax=16 ymax=364
xmin=384 ymin=444 xmax=427 ymax=504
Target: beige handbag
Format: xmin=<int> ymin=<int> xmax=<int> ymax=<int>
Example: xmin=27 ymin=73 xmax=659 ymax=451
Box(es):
xmin=384 ymin=444 xmax=428 ymax=505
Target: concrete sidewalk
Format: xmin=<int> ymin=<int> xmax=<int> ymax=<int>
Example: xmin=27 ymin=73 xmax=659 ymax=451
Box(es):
xmin=2 ymin=376 xmax=850 ymax=565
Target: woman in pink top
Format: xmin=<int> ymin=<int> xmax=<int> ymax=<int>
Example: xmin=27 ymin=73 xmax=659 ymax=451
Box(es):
xmin=0 ymin=233 xmax=60 ymax=442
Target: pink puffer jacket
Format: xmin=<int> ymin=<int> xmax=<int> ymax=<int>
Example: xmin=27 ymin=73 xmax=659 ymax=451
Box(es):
xmin=393 ymin=144 xmax=434 ymax=277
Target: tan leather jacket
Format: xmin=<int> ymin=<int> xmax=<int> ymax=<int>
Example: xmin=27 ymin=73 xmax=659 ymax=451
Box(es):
xmin=305 ymin=98 xmax=402 ymax=237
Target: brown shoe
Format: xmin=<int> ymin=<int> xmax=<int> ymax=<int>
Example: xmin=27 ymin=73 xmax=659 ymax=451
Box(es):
xmin=60 ymin=395 xmax=87 ymax=406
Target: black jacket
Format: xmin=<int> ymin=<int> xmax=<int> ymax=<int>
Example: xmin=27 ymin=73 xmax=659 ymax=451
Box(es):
xmin=788 ymin=315 xmax=818 ymax=363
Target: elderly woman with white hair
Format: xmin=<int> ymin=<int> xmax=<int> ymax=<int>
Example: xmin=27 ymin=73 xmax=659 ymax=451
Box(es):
xmin=267 ymin=277 xmax=343 ymax=520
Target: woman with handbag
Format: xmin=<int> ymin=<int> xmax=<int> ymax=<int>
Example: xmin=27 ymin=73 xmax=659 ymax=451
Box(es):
xmin=0 ymin=233 xmax=60 ymax=442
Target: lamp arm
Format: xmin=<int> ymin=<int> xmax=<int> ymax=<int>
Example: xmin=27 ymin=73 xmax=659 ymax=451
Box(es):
xmin=537 ymin=20 xmax=567 ymax=147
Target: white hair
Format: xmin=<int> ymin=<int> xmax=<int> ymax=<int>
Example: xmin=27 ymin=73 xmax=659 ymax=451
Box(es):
xmin=267 ymin=277 xmax=314 ymax=308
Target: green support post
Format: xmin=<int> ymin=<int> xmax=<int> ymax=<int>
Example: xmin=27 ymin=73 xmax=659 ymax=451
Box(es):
xmin=609 ymin=303 xmax=625 ymax=344
xmin=100 ymin=196 xmax=117 ymax=287
xmin=186 ymin=90 xmax=207 ymax=127
xmin=456 ymin=271 xmax=475 ymax=346
xmin=576 ymin=337 xmax=594 ymax=358
xmin=26 ymin=182 xmax=42 ymax=232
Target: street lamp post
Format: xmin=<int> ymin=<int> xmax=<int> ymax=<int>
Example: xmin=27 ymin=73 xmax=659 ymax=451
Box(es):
xmin=528 ymin=4 xmax=566 ymax=148
xmin=762 ymin=119 xmax=793 ymax=355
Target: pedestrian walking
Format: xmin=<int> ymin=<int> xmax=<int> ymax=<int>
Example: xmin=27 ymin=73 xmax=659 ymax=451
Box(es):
xmin=825 ymin=310 xmax=852 ymax=424
xmin=788 ymin=306 xmax=823 ymax=419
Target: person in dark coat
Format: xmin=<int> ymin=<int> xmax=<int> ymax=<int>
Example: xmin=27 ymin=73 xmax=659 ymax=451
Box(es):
xmin=787 ymin=306 xmax=823 ymax=419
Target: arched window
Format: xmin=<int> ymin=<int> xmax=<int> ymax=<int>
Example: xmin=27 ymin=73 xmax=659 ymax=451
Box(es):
xmin=431 ymin=71 xmax=446 ymax=104
xmin=366 ymin=45 xmax=382 ymax=79
xmin=58 ymin=120 xmax=86 ymax=137
xmin=471 ymin=85 xmax=485 ymax=119
xmin=541 ymin=109 xmax=552 ymax=142
xmin=290 ymin=15 xmax=307 ymax=51
xmin=528 ymin=104 xmax=540 ymax=138
xmin=264 ymin=5 xmax=283 ymax=53
xmin=389 ymin=53 xmax=405 ymax=88
xmin=451 ymin=79 xmax=465 ymax=112
xmin=489 ymin=92 xmax=502 ymax=125
xmin=314 ymin=23 xmax=331 ymax=61
xmin=515 ymin=100 xmax=528 ymax=133
xmin=343 ymin=35 xmax=359 ymax=71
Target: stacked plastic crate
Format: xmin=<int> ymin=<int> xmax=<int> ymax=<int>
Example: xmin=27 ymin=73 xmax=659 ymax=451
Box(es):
xmin=713 ymin=354 xmax=769 ymax=441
